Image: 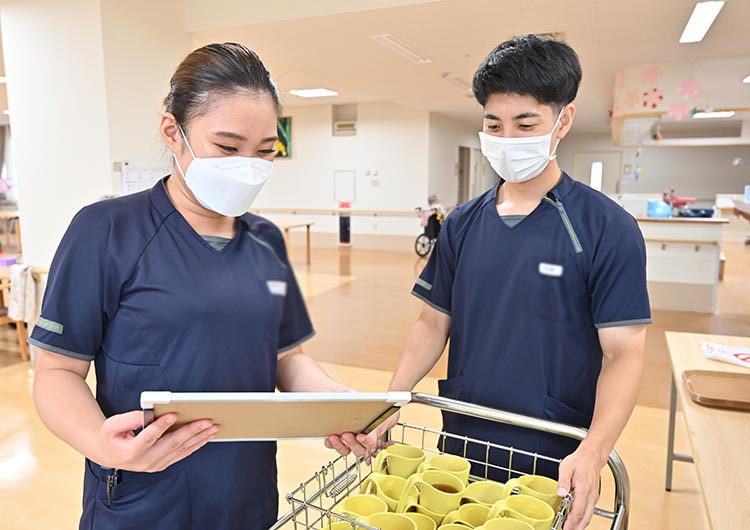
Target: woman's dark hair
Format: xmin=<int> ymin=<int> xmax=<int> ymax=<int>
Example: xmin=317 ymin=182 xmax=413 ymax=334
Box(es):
xmin=164 ymin=42 xmax=280 ymax=128
xmin=472 ymin=34 xmax=582 ymax=110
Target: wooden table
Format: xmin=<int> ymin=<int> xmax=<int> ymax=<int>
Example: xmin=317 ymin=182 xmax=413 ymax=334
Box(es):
xmin=665 ymin=331 xmax=750 ymax=530
xmin=0 ymin=211 xmax=21 ymax=253
xmin=278 ymin=222 xmax=314 ymax=265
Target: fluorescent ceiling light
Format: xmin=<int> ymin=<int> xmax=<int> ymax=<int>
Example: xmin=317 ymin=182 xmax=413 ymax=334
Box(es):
xmin=289 ymin=88 xmax=339 ymax=98
xmin=693 ymin=110 xmax=735 ymax=119
xmin=743 ymin=75 xmax=750 ymax=84
xmin=679 ymin=1 xmax=725 ymax=43
xmin=371 ymin=34 xmax=431 ymax=64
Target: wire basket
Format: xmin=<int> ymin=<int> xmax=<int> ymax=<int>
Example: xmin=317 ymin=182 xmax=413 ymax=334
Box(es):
xmin=272 ymin=393 xmax=629 ymax=530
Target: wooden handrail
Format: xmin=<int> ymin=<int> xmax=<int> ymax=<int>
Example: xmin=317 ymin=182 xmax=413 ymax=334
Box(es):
xmin=644 ymin=238 xmax=718 ymax=245
xmin=250 ymin=207 xmax=418 ymax=218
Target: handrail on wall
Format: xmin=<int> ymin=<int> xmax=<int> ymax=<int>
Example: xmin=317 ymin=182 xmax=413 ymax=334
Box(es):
xmin=250 ymin=207 xmax=418 ymax=218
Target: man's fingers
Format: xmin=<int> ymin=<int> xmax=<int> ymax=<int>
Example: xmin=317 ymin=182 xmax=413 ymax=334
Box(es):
xmin=563 ymin=482 xmax=592 ymax=530
xmin=557 ymin=459 xmax=573 ymax=497
xmin=341 ymin=433 xmax=367 ymax=458
xmin=326 ymin=435 xmax=351 ymax=456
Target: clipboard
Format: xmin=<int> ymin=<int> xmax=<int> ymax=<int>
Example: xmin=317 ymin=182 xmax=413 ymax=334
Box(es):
xmin=140 ymin=391 xmax=412 ymax=441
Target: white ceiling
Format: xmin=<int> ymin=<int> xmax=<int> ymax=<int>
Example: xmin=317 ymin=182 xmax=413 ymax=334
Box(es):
xmin=191 ymin=0 xmax=750 ymax=133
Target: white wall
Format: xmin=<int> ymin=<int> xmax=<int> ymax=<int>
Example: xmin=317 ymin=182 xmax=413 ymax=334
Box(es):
xmin=558 ymin=132 xmax=750 ymax=198
xmin=100 ymin=0 xmax=192 ymax=188
xmin=1 ymin=0 xmax=112 ymax=266
xmin=427 ymin=112 xmax=481 ymax=207
xmin=255 ymin=102 xmax=430 ymax=235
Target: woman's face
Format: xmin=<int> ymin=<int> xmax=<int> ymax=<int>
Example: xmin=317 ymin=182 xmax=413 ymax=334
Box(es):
xmin=168 ymin=90 xmax=279 ymax=174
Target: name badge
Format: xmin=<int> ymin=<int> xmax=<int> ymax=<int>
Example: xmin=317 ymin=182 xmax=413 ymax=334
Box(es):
xmin=538 ymin=262 xmax=564 ymax=278
xmin=267 ymin=280 xmax=287 ymax=296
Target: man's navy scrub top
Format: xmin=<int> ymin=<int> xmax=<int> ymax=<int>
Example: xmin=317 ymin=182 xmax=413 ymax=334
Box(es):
xmin=29 ymin=178 xmax=314 ymax=530
xmin=412 ymin=173 xmax=651 ymax=479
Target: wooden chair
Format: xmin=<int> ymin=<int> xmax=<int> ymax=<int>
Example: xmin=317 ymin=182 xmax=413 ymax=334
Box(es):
xmin=0 ymin=268 xmax=48 ymax=362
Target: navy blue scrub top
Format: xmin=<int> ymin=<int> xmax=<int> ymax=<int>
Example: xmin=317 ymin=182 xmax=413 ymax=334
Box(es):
xmin=30 ymin=178 xmax=314 ymax=530
xmin=412 ymin=173 xmax=651 ymax=479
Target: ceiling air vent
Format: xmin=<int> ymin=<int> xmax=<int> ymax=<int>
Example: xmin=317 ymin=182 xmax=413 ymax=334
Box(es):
xmin=370 ymin=34 xmax=431 ymax=64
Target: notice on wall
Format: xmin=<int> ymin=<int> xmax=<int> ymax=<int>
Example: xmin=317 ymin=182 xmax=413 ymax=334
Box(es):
xmin=120 ymin=162 xmax=171 ymax=195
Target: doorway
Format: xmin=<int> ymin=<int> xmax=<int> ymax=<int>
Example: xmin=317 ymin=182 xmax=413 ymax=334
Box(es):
xmin=572 ymin=151 xmax=622 ymax=194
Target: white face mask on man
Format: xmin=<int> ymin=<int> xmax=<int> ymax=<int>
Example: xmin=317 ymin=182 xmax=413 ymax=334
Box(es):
xmin=478 ymin=108 xmax=564 ymax=183
xmin=173 ymin=125 xmax=274 ymax=217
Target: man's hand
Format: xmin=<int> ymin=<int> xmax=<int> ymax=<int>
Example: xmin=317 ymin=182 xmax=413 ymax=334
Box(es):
xmin=557 ymin=441 xmax=607 ymax=530
xmin=95 ymin=411 xmax=219 ymax=472
xmin=324 ymin=411 xmax=400 ymax=463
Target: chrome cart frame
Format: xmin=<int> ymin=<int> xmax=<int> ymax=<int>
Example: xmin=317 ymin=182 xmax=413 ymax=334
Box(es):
xmin=272 ymin=393 xmax=629 ymax=530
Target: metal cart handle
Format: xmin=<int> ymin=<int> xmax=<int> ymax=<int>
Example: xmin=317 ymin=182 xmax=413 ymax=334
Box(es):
xmin=410 ymin=393 xmax=629 ymax=530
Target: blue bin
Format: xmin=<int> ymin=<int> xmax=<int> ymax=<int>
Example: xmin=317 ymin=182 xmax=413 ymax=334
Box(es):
xmin=647 ymin=200 xmax=672 ymax=218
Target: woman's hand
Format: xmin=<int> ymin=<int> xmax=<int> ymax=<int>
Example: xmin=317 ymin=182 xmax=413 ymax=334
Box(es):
xmin=94 ymin=411 xmax=219 ymax=472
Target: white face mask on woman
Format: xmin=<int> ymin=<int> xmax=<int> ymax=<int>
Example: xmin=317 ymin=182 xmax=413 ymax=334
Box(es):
xmin=478 ymin=109 xmax=564 ymax=183
xmin=173 ymin=126 xmax=274 ymax=217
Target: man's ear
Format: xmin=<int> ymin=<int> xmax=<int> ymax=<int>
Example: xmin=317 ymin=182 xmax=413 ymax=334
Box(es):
xmin=557 ymin=104 xmax=576 ymax=140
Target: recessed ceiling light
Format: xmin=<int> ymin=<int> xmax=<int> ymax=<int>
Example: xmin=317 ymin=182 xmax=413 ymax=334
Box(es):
xmin=289 ymin=88 xmax=339 ymax=98
xmin=679 ymin=1 xmax=725 ymax=43
xmin=693 ymin=110 xmax=735 ymax=119
xmin=371 ymin=34 xmax=431 ymax=64
xmin=743 ymin=75 xmax=750 ymax=84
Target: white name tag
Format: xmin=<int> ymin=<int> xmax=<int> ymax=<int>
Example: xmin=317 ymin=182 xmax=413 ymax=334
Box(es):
xmin=267 ymin=280 xmax=287 ymax=296
xmin=538 ymin=262 xmax=564 ymax=277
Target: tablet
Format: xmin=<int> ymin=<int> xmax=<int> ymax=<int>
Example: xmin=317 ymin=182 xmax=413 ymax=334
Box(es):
xmin=140 ymin=391 xmax=412 ymax=441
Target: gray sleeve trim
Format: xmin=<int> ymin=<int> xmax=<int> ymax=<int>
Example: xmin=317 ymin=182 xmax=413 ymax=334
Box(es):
xmin=278 ymin=330 xmax=316 ymax=354
xmin=27 ymin=337 xmax=95 ymax=361
xmin=415 ymin=278 xmax=433 ymax=291
xmin=410 ymin=290 xmax=452 ymax=316
xmin=594 ymin=318 xmax=652 ymax=329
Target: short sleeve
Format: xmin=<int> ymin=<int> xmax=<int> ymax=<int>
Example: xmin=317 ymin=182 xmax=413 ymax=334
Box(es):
xmin=29 ymin=207 xmax=120 ymax=360
xmin=588 ymin=216 xmax=652 ymax=328
xmin=411 ymin=214 xmax=456 ymax=315
xmin=277 ymin=262 xmax=315 ymax=352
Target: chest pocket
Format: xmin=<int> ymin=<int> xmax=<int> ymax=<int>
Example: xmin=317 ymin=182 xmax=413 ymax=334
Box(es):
xmin=523 ymin=254 xmax=584 ymax=324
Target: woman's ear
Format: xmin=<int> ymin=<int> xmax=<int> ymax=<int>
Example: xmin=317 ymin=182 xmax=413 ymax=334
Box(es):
xmin=160 ymin=112 xmax=182 ymax=155
xmin=558 ymin=104 xmax=576 ymax=140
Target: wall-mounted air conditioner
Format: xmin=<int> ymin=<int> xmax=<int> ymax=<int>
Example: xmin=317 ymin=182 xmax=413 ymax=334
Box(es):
xmin=333 ymin=120 xmax=357 ymax=137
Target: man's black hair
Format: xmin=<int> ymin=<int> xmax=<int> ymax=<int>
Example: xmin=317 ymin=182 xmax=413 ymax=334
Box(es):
xmin=472 ymin=34 xmax=582 ymax=109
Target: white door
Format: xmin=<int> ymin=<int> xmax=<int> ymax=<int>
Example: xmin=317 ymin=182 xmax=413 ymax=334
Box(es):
xmin=572 ymin=152 xmax=622 ymax=195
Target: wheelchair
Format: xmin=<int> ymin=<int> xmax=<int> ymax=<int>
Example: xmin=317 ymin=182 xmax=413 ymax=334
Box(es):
xmin=414 ymin=207 xmax=443 ymax=257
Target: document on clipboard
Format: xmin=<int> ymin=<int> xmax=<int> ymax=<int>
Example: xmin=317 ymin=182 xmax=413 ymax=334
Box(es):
xmin=140 ymin=391 xmax=412 ymax=442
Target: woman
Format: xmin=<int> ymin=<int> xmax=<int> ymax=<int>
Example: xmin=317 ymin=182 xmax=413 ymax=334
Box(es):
xmin=31 ymin=43 xmax=350 ymax=529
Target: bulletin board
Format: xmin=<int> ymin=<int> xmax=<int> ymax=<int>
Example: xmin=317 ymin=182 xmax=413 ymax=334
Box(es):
xmin=120 ymin=161 xmax=171 ymax=195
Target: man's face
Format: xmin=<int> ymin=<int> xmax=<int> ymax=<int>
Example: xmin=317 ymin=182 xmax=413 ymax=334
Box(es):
xmin=482 ymin=92 xmax=571 ymax=147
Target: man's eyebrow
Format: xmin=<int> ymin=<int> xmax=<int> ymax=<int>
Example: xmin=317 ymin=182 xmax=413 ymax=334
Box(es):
xmin=483 ymin=112 xmax=500 ymax=120
xmin=513 ymin=112 xmax=541 ymax=120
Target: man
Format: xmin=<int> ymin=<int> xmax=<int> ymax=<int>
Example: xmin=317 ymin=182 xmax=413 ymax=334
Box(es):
xmin=329 ymin=35 xmax=650 ymax=530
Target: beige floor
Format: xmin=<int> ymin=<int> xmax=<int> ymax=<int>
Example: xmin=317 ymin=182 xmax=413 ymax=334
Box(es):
xmin=2 ymin=241 xmax=748 ymax=529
